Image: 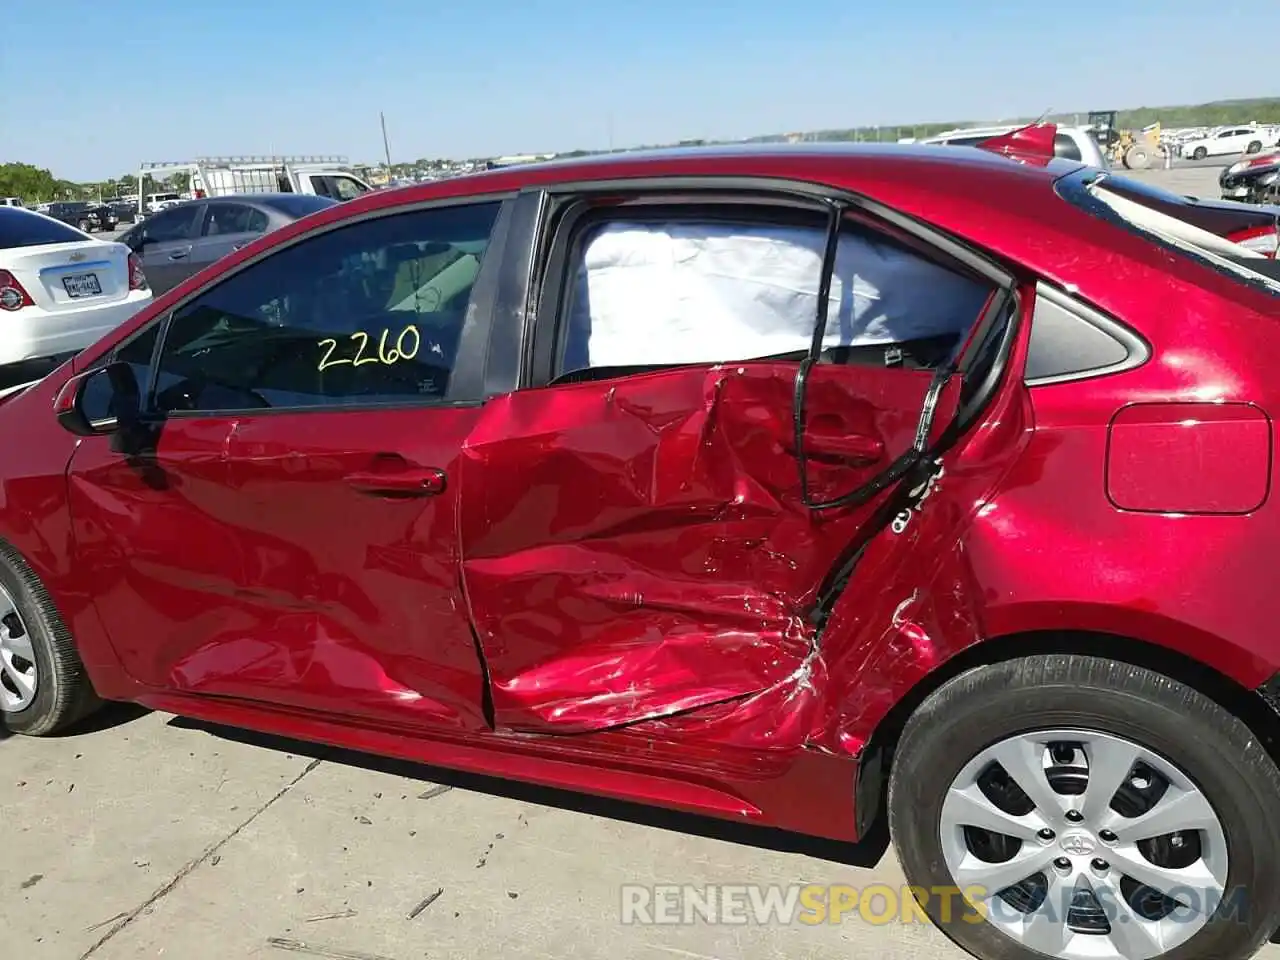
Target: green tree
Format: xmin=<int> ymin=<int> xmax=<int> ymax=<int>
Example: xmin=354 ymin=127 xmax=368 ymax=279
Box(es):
xmin=0 ymin=162 xmax=61 ymax=202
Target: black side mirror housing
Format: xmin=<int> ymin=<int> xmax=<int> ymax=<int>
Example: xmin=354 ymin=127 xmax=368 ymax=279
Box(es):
xmin=53 ymin=361 xmax=140 ymax=437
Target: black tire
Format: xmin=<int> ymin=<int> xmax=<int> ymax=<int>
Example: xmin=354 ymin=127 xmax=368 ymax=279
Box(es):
xmin=888 ymin=654 xmax=1280 ymax=960
xmin=1193 ymin=146 xmax=1208 ymax=161
xmin=77 ymin=219 xmax=92 ymax=232
xmin=1247 ymin=141 xmax=1263 ymax=154
xmin=0 ymin=542 xmax=100 ymax=736
xmin=1123 ymin=145 xmax=1151 ymax=170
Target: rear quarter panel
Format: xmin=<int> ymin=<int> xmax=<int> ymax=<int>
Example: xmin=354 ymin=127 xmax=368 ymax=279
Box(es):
xmin=814 ymin=190 xmax=1280 ymax=758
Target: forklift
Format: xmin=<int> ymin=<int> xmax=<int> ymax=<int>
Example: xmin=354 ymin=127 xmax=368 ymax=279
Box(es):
xmin=1088 ymin=110 xmax=1161 ymax=169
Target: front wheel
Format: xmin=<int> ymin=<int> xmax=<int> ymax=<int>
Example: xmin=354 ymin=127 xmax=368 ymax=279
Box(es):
xmin=1192 ymin=147 xmax=1208 ymax=160
xmin=0 ymin=543 xmax=100 ymax=735
xmin=1247 ymin=141 xmax=1263 ymax=154
xmin=77 ymin=219 xmax=92 ymax=232
xmin=888 ymin=654 xmax=1280 ymax=960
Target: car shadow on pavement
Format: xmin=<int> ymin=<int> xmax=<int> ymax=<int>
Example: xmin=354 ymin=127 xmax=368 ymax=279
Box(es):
xmin=61 ymin=701 xmax=152 ymax=736
xmin=0 ymin=701 xmax=148 ymax=740
xmin=167 ymin=716 xmax=890 ymax=869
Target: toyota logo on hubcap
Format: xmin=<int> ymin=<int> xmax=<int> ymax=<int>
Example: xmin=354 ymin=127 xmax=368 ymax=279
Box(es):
xmin=1059 ymin=833 xmax=1097 ymax=856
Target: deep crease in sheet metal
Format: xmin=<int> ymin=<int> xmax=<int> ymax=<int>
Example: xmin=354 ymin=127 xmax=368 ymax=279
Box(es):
xmin=457 ymin=359 xmax=940 ymax=742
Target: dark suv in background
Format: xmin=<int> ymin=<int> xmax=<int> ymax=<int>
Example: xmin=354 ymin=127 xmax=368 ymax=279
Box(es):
xmin=42 ymin=201 xmax=118 ymax=233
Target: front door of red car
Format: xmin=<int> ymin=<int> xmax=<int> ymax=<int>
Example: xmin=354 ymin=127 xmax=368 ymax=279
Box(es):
xmin=459 ymin=200 xmax=1006 ymax=735
xmin=68 ymin=198 xmax=507 ymax=733
xmin=66 ymin=321 xmax=246 ymax=687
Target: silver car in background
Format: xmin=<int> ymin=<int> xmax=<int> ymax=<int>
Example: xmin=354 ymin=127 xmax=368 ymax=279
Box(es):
xmin=920 ymin=124 xmax=1111 ymax=168
xmin=116 ymin=193 xmax=337 ymax=296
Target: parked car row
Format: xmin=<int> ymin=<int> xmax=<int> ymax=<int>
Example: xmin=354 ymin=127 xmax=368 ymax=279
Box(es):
xmin=0 ymin=192 xmax=339 ymax=395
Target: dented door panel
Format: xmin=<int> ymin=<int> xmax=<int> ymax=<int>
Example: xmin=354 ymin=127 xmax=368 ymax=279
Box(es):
xmin=602 ymin=295 xmax=1035 ymax=755
xmin=459 ymin=360 xmax=955 ymax=734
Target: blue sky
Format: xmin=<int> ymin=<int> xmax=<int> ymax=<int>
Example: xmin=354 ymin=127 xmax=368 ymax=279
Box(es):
xmin=2 ymin=0 xmax=1274 ymax=181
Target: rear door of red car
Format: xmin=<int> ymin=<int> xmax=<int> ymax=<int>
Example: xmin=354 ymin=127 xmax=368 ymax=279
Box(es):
xmin=458 ymin=183 xmax=1016 ymax=735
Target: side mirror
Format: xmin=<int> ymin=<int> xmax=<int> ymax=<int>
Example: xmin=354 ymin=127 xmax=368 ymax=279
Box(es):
xmin=53 ymin=362 xmax=140 ymax=437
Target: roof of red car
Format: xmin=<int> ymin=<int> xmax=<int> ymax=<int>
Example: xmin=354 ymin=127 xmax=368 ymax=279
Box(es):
xmin=350 ymin=142 xmax=1084 ymax=214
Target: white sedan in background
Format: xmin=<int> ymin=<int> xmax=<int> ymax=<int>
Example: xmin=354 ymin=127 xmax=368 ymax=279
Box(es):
xmin=1180 ymin=125 xmax=1277 ymax=160
xmin=0 ymin=207 xmax=152 ymax=397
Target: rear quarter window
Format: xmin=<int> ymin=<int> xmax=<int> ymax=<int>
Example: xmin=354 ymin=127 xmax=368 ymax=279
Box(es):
xmin=0 ymin=208 xmax=87 ymax=248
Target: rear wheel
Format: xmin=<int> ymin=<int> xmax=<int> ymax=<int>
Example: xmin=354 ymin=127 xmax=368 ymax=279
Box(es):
xmin=77 ymin=219 xmax=92 ymax=232
xmin=1247 ymin=141 xmax=1263 ymax=154
xmin=0 ymin=544 xmax=100 ymax=736
xmin=1192 ymin=147 xmax=1208 ymax=161
xmin=888 ymin=655 xmax=1280 ymax=960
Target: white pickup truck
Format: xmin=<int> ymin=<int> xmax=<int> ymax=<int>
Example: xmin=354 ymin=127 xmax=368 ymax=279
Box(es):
xmin=137 ymin=156 xmax=372 ymax=214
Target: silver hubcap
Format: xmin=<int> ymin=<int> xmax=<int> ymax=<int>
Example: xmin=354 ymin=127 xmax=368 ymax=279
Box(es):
xmin=939 ymin=730 xmax=1228 ymax=960
xmin=0 ymin=583 xmax=36 ymax=712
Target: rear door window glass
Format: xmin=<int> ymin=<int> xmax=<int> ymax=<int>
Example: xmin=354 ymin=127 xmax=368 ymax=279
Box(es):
xmin=203 ymin=204 xmax=269 ymax=236
xmin=557 ymin=215 xmax=994 ymax=377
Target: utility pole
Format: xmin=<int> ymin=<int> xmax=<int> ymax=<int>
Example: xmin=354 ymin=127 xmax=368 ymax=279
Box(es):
xmin=381 ymin=112 xmax=393 ymax=168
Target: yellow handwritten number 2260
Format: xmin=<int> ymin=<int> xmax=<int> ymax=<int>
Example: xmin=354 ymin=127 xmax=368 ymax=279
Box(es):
xmin=317 ymin=324 xmax=422 ymax=371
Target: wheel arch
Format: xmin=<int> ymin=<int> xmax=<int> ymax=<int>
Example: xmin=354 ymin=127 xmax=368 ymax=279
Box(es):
xmin=852 ymin=629 xmax=1280 ymax=838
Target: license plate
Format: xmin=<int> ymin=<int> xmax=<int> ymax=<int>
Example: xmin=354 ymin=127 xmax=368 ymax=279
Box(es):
xmin=62 ymin=273 xmax=101 ymax=298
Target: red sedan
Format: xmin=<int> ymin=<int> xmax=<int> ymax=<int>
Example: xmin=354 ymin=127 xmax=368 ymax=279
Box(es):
xmin=3 ymin=125 xmax=1280 ymax=960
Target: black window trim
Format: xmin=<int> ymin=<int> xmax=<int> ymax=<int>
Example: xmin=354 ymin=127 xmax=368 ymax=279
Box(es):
xmin=522 ymin=175 xmax=1016 ymax=393
xmin=1024 ymin=281 xmax=1151 ymax=387
xmin=81 ymin=190 xmax=520 ymax=421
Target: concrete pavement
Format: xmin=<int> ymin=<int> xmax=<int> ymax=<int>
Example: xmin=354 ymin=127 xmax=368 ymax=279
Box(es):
xmin=5 ymin=707 xmax=963 ymax=960
xmin=9 ymin=705 xmax=1280 ymax=959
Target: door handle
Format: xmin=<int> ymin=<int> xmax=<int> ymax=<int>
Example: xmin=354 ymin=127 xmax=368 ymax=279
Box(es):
xmin=167 ymin=249 xmax=189 ymax=260
xmin=804 ymin=432 xmax=885 ymax=466
xmin=344 ymin=467 xmax=446 ymax=496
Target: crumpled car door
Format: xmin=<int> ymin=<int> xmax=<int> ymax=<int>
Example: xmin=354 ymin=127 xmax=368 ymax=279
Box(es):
xmin=458 ymin=359 xmax=962 ymax=734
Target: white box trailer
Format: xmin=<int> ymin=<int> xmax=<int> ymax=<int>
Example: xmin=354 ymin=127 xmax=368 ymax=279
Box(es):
xmin=136 ymin=155 xmax=372 ymax=215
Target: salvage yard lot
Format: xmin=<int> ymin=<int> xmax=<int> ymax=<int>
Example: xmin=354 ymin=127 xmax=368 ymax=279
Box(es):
xmin=7 ymin=160 xmax=1272 ymax=960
